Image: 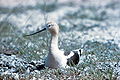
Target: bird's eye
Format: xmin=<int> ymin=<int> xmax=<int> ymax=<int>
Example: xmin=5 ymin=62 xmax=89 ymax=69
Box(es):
xmin=47 ymin=24 xmax=54 ymax=28
xmin=48 ymin=24 xmax=51 ymax=27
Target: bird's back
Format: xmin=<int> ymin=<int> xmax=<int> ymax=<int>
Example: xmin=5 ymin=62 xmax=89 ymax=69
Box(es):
xmin=64 ymin=49 xmax=83 ymax=66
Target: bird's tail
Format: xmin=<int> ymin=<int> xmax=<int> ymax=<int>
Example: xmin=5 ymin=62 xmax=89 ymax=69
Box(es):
xmin=73 ymin=48 xmax=84 ymax=56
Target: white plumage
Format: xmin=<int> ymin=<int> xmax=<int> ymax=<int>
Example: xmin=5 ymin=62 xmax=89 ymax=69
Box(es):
xmin=27 ymin=21 xmax=83 ymax=69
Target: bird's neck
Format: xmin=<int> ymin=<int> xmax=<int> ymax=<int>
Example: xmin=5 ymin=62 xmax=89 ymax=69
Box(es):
xmin=49 ymin=34 xmax=59 ymax=53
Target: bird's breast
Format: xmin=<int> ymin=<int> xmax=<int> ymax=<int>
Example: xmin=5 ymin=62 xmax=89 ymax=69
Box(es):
xmin=45 ymin=50 xmax=67 ymax=68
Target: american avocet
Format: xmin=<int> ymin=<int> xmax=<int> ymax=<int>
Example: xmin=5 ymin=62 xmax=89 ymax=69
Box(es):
xmin=26 ymin=21 xmax=83 ymax=69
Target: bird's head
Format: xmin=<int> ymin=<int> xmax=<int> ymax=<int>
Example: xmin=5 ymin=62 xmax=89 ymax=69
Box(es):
xmin=25 ymin=21 xmax=59 ymax=36
xmin=46 ymin=21 xmax=59 ymax=35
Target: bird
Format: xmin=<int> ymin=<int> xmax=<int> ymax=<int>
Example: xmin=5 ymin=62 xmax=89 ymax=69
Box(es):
xmin=26 ymin=21 xmax=83 ymax=69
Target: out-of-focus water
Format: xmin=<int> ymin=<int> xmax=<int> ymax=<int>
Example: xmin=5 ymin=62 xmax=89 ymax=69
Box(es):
xmin=0 ymin=0 xmax=120 ymax=48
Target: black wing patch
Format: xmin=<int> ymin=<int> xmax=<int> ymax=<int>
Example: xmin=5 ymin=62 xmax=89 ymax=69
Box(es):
xmin=65 ymin=51 xmax=79 ymax=66
xmin=79 ymin=49 xmax=82 ymax=56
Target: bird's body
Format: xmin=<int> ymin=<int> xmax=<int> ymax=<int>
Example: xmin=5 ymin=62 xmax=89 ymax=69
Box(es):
xmin=27 ymin=21 xmax=83 ymax=69
xmin=45 ymin=50 xmax=67 ymax=68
